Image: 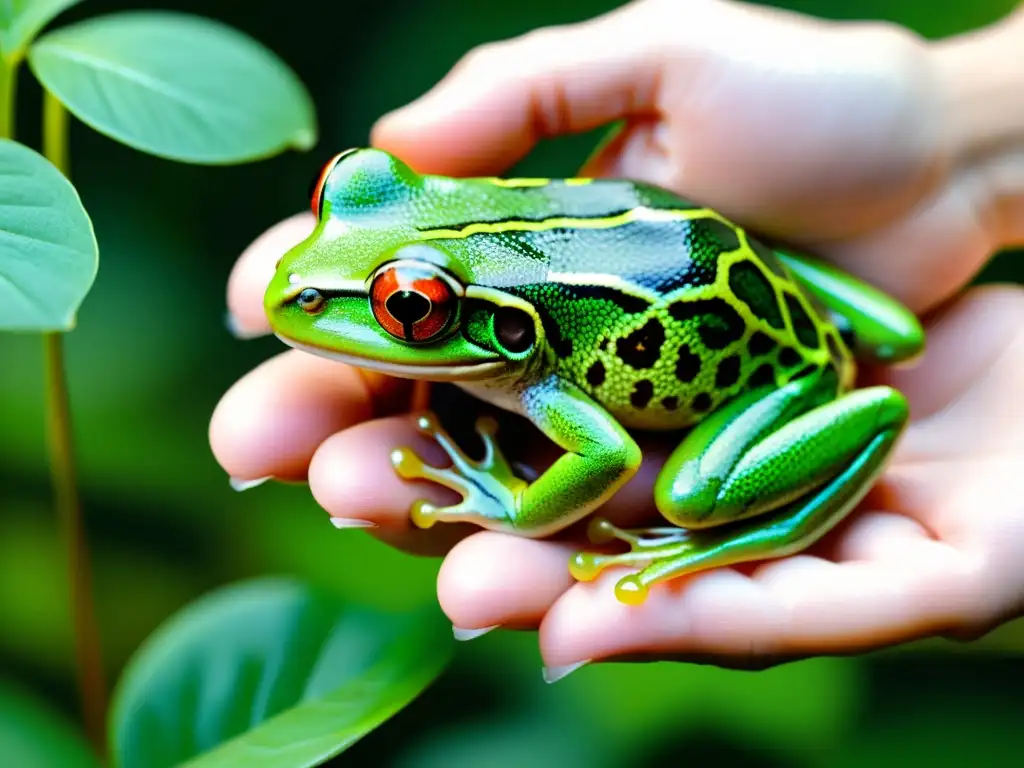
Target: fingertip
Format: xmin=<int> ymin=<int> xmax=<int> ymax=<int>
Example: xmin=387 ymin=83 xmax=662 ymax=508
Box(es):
xmin=371 ymin=96 xmax=533 ymax=178
xmin=370 ymin=5 xmax=663 ymax=178
xmin=437 ymin=533 xmax=576 ymax=631
xmin=208 ymin=351 xmax=376 ymax=483
xmin=226 ymin=212 xmax=316 ymax=338
xmin=306 ymin=415 xmax=456 ymax=530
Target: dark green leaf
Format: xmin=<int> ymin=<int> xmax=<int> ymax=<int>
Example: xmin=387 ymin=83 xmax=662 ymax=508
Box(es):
xmin=0 ymin=0 xmax=82 ymax=61
xmin=0 ymin=138 xmax=97 ymax=331
xmin=28 ymin=11 xmax=317 ymax=164
xmin=0 ymin=678 xmax=101 ymax=767
xmin=110 ymin=577 xmax=453 ymax=768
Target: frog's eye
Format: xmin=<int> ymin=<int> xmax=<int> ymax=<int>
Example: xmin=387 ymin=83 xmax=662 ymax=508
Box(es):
xmin=296 ymin=288 xmax=325 ymax=314
xmin=369 ymin=261 xmax=460 ymax=343
xmin=308 ymin=149 xmax=357 ymax=218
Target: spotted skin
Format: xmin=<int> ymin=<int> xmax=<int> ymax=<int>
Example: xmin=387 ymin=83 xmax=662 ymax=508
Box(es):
xmin=495 ymin=219 xmax=849 ymax=432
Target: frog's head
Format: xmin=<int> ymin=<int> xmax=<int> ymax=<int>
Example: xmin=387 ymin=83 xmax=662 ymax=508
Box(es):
xmin=263 ymin=148 xmax=544 ymax=381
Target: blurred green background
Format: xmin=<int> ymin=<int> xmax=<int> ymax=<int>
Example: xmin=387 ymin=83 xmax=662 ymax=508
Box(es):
xmin=2 ymin=0 xmax=1023 ymax=765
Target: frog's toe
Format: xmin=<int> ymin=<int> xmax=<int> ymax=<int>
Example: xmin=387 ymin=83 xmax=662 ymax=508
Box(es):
xmin=585 ymin=518 xmax=691 ymax=550
xmin=390 ymin=447 xmax=424 ymax=480
xmin=568 ymin=551 xmax=606 ymax=581
xmin=475 ymin=414 xmax=499 ymax=438
xmin=570 ymin=537 xmax=693 ymax=591
xmin=586 ymin=517 xmax=619 ymax=545
xmin=390 ymin=445 xmax=472 ymax=496
xmin=414 ymin=412 xmax=442 ymax=435
xmin=614 ymin=574 xmax=649 ymax=606
xmin=568 ymin=547 xmax=664 ymax=582
xmin=410 ymin=499 xmax=438 ymax=530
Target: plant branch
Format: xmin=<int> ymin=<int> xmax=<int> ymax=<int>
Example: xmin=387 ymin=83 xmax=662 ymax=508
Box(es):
xmin=0 ymin=58 xmax=16 ymax=139
xmin=43 ymin=91 xmax=109 ymax=760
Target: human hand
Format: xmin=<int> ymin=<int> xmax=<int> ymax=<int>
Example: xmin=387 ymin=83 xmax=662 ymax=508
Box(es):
xmin=211 ymin=0 xmax=1024 ymax=678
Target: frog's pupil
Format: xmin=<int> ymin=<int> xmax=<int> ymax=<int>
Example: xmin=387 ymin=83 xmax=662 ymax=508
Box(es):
xmin=494 ymin=307 xmax=534 ymax=353
xmin=386 ymin=290 xmax=431 ymax=326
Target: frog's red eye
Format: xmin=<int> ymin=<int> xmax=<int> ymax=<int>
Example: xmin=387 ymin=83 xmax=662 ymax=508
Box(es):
xmin=369 ymin=261 xmax=460 ymax=343
xmin=308 ymin=149 xmax=357 ymax=217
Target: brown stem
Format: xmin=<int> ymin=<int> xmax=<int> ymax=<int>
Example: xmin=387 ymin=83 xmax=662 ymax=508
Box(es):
xmin=43 ymin=333 xmax=108 ymax=758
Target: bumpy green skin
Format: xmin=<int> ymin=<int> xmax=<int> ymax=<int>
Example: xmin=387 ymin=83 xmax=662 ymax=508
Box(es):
xmin=264 ymin=148 xmax=925 ymax=605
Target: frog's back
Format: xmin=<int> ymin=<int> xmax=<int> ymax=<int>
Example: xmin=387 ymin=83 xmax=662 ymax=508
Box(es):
xmin=453 ymin=177 xmax=854 ymax=431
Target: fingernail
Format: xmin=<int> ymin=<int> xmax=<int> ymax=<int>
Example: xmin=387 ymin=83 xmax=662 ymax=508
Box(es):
xmin=452 ymin=624 xmax=499 ymax=642
xmin=542 ymin=660 xmax=591 ymax=684
xmin=225 ymin=311 xmax=266 ymax=340
xmin=229 ymin=476 xmax=272 ymax=491
xmin=330 ymin=517 xmax=377 ymax=529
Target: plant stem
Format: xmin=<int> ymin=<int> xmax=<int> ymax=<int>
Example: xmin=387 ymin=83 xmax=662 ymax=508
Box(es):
xmin=0 ymin=58 xmax=16 ymax=139
xmin=44 ymin=334 xmax=108 ymax=758
xmin=43 ymin=91 xmax=108 ymax=759
xmin=43 ymin=91 xmax=69 ymax=174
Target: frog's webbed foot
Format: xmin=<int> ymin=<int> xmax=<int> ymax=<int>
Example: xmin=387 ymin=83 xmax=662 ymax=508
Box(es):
xmin=585 ymin=517 xmax=692 ymax=549
xmin=390 ymin=411 xmax=526 ymax=532
xmin=570 ymin=518 xmax=699 ymax=605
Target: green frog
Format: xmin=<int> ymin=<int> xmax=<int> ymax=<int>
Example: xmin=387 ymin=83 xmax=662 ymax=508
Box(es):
xmin=263 ymin=147 xmax=924 ymax=605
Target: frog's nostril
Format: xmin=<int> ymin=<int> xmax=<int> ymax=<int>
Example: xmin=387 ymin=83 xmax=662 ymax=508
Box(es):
xmin=385 ymin=290 xmax=431 ymax=324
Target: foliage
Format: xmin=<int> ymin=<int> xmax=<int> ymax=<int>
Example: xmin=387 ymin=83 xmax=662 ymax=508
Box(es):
xmin=0 ymin=138 xmax=95 ymax=331
xmin=0 ymin=1 xmax=451 ymax=766
xmin=111 ymin=579 xmax=453 ymax=768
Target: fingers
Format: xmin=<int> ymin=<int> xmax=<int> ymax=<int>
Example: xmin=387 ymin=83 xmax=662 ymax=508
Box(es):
xmin=885 ymin=284 xmax=1024 ymax=455
xmin=370 ymin=1 xmax=667 ymax=176
xmin=226 ymin=212 xmax=315 ymax=338
xmin=307 ymin=414 xmax=482 ymax=556
xmin=438 ymin=534 xmax=578 ymax=632
xmin=536 ymin=510 xmax=979 ymax=672
xmin=817 ymin=168 xmax=996 ymax=315
xmin=209 ymin=349 xmax=408 ymax=483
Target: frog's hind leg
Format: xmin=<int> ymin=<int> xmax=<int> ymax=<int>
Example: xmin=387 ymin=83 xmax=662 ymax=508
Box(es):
xmin=573 ymin=380 xmax=909 ymax=605
xmin=774 ymin=247 xmax=925 ymax=366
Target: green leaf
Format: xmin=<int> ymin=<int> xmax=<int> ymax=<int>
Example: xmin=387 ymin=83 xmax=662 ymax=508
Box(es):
xmin=110 ymin=577 xmax=453 ymax=768
xmin=0 ymin=138 xmax=97 ymax=331
xmin=28 ymin=11 xmax=317 ymax=164
xmin=0 ymin=678 xmax=101 ymax=767
xmin=0 ymin=0 xmax=82 ymax=61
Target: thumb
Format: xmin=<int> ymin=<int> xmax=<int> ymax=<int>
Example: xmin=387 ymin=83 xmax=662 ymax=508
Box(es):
xmin=369 ymin=0 xmax=668 ymax=177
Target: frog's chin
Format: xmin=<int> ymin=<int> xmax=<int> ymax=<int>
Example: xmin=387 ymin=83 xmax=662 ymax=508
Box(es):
xmin=276 ymin=335 xmax=508 ymax=381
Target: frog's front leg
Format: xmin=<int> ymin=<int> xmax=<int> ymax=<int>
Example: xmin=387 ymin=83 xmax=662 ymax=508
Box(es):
xmin=391 ymin=375 xmax=641 ymax=538
xmin=572 ymin=370 xmax=909 ymax=604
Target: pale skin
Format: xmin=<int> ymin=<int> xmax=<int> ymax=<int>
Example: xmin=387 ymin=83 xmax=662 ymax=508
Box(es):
xmin=211 ymin=0 xmax=1024 ymax=679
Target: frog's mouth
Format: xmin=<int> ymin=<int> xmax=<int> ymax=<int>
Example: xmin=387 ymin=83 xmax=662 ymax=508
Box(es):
xmin=275 ymin=334 xmax=508 ymax=382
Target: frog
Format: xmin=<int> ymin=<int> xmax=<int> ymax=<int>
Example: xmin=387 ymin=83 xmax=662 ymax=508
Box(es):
xmin=263 ymin=147 xmax=925 ymax=606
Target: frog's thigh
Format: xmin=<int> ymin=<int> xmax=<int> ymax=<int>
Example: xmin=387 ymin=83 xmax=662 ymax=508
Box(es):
xmin=653 ymin=371 xmax=838 ymax=528
xmin=616 ymin=386 xmax=908 ymax=604
xmin=514 ymin=375 xmax=642 ymax=536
